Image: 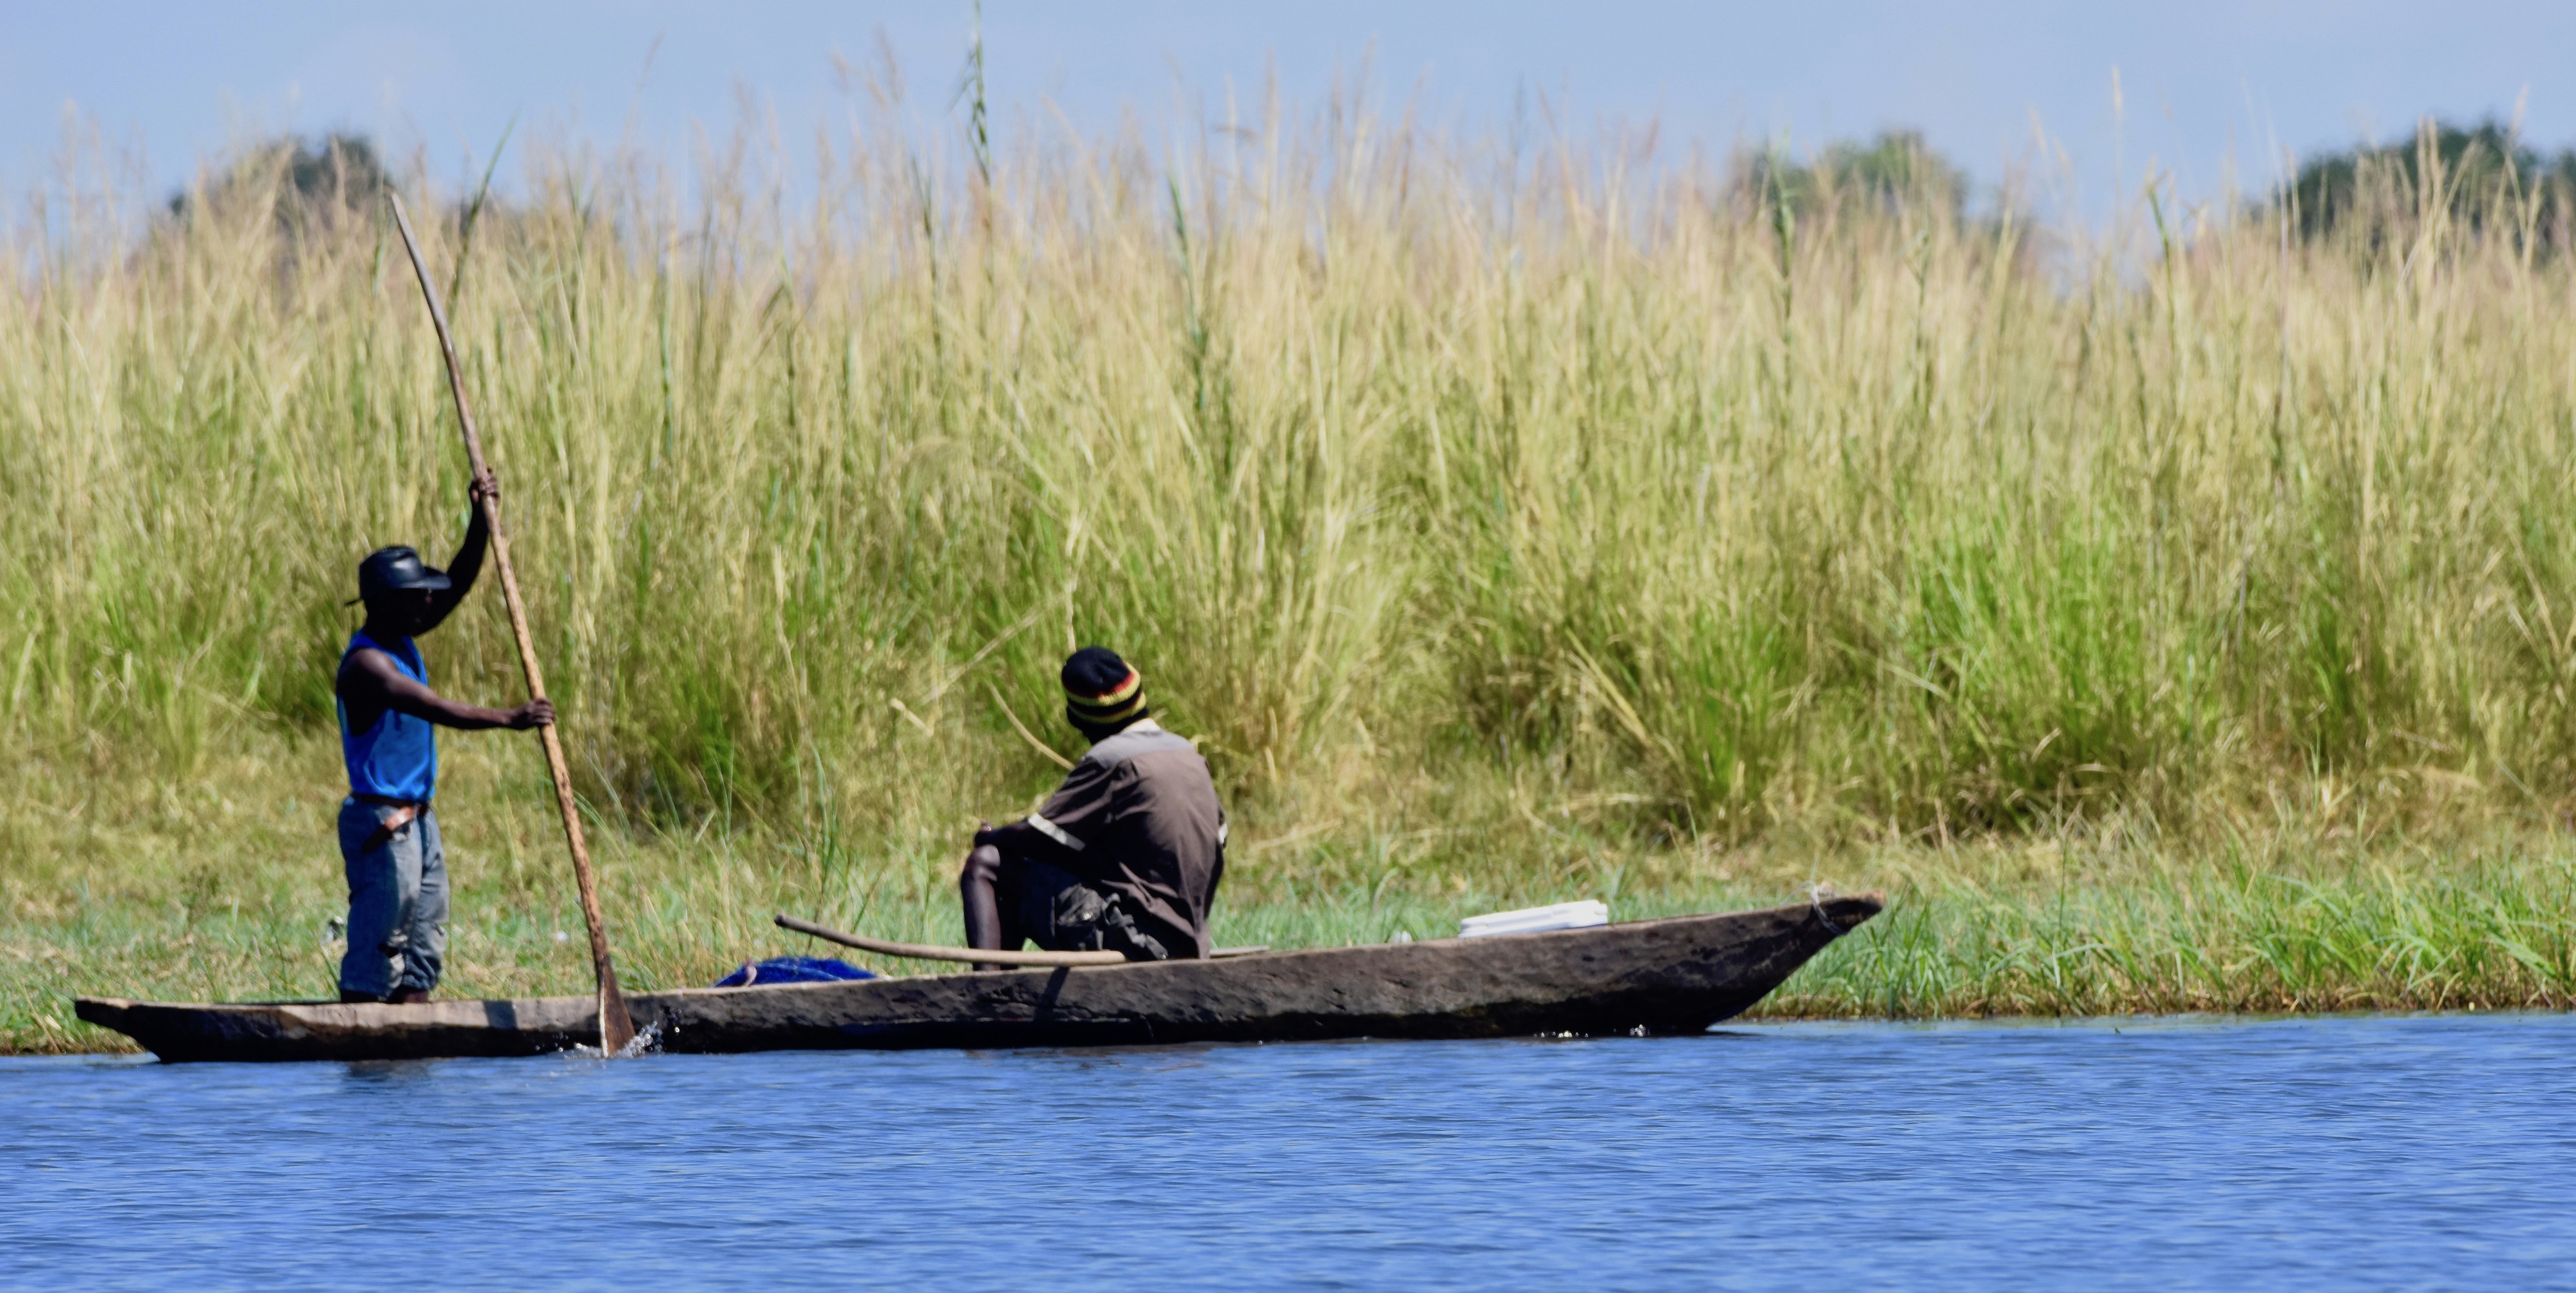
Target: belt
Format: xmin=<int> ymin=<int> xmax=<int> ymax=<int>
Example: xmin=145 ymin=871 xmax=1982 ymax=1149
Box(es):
xmin=350 ymin=796 xmax=428 ymax=854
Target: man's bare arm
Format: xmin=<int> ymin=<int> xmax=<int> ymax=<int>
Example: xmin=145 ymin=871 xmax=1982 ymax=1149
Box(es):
xmin=339 ymin=648 xmax=551 ymax=731
xmin=418 ymin=468 xmax=497 ymax=634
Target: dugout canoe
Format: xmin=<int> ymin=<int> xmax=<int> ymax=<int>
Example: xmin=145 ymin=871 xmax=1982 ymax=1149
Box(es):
xmin=73 ymin=894 xmax=1880 ymax=1063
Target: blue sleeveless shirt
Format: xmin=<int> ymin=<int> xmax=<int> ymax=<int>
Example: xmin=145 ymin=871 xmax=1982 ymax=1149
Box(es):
xmin=338 ymin=630 xmax=437 ymax=801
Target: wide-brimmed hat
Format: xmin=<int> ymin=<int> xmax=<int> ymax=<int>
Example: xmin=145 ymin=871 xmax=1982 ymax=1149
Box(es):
xmin=351 ymin=546 xmax=451 ymax=604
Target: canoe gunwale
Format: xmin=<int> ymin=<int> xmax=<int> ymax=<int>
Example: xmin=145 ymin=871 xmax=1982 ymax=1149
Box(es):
xmin=73 ymin=896 xmax=1882 ymax=1062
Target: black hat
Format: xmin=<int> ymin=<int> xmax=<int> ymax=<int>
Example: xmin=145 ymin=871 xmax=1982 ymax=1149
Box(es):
xmin=352 ymin=546 xmax=451 ymax=604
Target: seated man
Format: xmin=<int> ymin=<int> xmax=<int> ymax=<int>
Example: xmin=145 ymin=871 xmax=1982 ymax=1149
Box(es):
xmin=962 ymin=647 xmax=1226 ymax=964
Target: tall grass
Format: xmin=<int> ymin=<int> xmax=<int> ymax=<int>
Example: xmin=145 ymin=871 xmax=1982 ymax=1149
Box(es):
xmin=3 ymin=109 xmax=2573 ymax=1051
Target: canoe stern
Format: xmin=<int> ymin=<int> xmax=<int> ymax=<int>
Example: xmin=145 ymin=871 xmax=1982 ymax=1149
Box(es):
xmin=75 ymin=994 xmax=601 ymax=1063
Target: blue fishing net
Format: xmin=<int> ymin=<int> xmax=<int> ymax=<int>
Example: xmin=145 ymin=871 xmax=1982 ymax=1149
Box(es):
xmin=712 ymin=956 xmax=878 ymax=988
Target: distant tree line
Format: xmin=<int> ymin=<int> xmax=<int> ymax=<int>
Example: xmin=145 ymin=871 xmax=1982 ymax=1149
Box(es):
xmin=167 ymin=133 xmax=389 ymax=233
xmin=177 ymin=121 xmax=2576 ymax=253
xmin=1730 ymin=129 xmax=1972 ymax=226
xmin=2272 ymin=119 xmax=2576 ymax=251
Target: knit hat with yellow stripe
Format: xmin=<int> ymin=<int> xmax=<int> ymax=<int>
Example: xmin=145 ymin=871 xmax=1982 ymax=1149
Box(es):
xmin=1063 ymin=646 xmax=1148 ymax=732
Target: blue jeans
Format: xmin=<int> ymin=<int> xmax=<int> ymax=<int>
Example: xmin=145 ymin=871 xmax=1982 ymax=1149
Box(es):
xmin=336 ymin=800 xmax=446 ymax=999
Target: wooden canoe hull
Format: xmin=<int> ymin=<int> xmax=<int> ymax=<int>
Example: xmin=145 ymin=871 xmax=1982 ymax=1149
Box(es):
xmin=73 ymin=896 xmax=1879 ymax=1063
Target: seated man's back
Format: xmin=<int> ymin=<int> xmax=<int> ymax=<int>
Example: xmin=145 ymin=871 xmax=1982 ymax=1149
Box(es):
xmin=963 ymin=648 xmax=1226 ymax=961
xmin=1024 ymin=718 xmax=1224 ymax=959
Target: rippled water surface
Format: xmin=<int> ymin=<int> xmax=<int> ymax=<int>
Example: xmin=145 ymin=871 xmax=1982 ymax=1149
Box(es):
xmin=5 ymin=1013 xmax=2573 ymax=1290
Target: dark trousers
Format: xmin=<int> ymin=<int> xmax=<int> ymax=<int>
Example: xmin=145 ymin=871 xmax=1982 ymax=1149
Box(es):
xmin=998 ymin=855 xmax=1167 ymax=960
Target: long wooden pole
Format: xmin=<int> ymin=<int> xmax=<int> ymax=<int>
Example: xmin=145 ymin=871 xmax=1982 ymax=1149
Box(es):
xmin=388 ymin=193 xmax=638 ymax=1055
xmin=773 ymin=915 xmax=1269 ymax=966
xmin=773 ymin=914 xmax=1128 ymax=968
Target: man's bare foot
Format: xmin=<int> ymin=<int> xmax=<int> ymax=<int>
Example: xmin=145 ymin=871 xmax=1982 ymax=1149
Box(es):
xmin=388 ymin=988 xmax=432 ymax=1005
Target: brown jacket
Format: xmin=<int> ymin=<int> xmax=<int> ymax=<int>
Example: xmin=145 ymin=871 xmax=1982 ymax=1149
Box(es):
xmin=986 ymin=720 xmax=1226 ymax=958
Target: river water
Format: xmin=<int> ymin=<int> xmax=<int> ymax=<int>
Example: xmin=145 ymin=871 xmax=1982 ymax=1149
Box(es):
xmin=4 ymin=1013 xmax=2571 ymax=1290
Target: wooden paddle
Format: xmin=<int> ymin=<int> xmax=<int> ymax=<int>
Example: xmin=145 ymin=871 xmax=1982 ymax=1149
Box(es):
xmin=388 ymin=192 xmax=639 ymax=1056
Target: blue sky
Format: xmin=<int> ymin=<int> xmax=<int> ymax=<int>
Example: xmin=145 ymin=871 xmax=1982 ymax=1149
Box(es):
xmin=4 ymin=1 xmax=2570 ymax=215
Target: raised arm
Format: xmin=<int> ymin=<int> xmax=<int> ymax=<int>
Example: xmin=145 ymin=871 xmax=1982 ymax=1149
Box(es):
xmin=417 ymin=468 xmax=497 ymax=634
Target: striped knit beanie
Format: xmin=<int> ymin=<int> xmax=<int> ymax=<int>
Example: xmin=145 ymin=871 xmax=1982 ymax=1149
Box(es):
xmin=1063 ymin=646 xmax=1148 ymax=731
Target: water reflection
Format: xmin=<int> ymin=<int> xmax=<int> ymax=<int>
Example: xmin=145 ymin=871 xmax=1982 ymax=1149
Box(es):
xmin=337 ymin=1058 xmax=459 ymax=1089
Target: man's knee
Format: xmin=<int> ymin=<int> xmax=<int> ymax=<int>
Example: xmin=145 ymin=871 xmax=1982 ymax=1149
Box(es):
xmin=959 ymin=843 xmax=1002 ymax=886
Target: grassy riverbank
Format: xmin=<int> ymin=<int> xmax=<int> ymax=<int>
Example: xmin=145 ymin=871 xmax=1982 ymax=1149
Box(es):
xmin=5 ymin=113 xmax=2575 ymax=1052
xmin=8 ymin=738 xmax=2573 ymax=1054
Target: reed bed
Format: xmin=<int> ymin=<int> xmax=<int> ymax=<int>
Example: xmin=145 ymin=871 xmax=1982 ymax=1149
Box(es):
xmin=4 ymin=108 xmax=2573 ymax=1052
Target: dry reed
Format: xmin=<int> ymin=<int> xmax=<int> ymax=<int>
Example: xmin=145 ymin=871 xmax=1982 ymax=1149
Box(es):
xmin=3 ymin=108 xmax=2572 ymax=1052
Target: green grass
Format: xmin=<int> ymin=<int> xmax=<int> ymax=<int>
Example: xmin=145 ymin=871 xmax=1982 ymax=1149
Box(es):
xmin=4 ymin=114 xmax=2575 ymax=1052
xmin=6 ymin=731 xmax=2571 ymax=1054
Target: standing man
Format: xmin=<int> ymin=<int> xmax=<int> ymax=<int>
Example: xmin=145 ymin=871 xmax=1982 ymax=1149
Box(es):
xmin=962 ymin=647 xmax=1227 ymax=966
xmin=335 ymin=468 xmax=552 ymax=1004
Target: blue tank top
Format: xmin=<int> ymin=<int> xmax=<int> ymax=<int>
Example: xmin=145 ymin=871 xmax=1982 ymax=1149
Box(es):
xmin=337 ymin=630 xmax=437 ymax=801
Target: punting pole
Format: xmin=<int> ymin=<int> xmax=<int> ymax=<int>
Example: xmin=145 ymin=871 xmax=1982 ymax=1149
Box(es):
xmin=775 ymin=914 xmax=1129 ymax=967
xmin=388 ymin=192 xmax=639 ymax=1057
